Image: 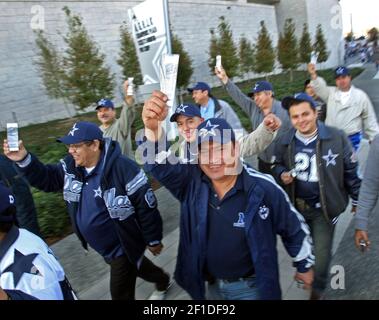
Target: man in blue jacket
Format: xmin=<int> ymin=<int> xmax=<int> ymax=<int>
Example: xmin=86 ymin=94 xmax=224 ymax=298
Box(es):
xmin=3 ymin=121 xmax=170 ymax=300
xmin=137 ymin=91 xmax=314 ymax=300
xmin=272 ymin=93 xmax=361 ymax=300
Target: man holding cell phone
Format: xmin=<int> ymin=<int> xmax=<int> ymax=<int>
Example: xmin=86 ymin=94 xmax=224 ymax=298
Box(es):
xmin=96 ymin=79 xmax=136 ymax=158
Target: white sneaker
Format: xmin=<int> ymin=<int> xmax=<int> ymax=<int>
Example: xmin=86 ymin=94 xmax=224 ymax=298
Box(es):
xmin=148 ymin=282 xmax=172 ymax=300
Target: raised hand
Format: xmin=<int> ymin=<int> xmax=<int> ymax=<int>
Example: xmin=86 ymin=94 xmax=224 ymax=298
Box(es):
xmin=264 ymin=113 xmax=281 ymax=132
xmin=142 ymin=91 xmax=169 ymax=141
xmin=214 ymin=66 xmax=229 ymax=85
xmin=3 ymin=139 xmax=28 ymax=162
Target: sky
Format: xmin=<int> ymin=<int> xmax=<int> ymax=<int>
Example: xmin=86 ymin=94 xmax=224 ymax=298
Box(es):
xmin=340 ymin=0 xmax=379 ymax=36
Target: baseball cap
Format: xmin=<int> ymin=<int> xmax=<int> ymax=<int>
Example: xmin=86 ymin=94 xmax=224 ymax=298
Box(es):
xmin=197 ymin=118 xmax=235 ymax=146
xmin=334 ymin=66 xmax=350 ymax=78
xmin=57 ymin=121 xmax=103 ymax=145
xmin=187 ymin=82 xmax=211 ymax=93
xmin=96 ymin=98 xmax=114 ymax=110
xmin=248 ymin=81 xmax=273 ymax=97
xmin=0 ymin=183 xmax=16 ymax=221
xmin=170 ymin=103 xmax=202 ymax=122
xmin=281 ymin=92 xmax=317 ymax=110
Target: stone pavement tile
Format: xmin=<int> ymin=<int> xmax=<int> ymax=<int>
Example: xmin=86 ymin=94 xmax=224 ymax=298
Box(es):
xmin=283 ymin=282 xmax=310 ymax=300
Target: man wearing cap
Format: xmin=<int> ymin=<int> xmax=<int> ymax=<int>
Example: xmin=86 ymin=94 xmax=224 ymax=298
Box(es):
xmin=168 ymin=103 xmax=281 ymax=163
xmin=187 ymin=81 xmax=246 ymax=140
xmin=137 ymin=91 xmax=314 ymax=300
xmin=0 ymin=183 xmax=75 ymax=300
xmin=307 ymin=63 xmax=379 ymax=152
xmin=96 ymin=80 xmax=136 ymax=158
xmin=3 ymin=121 xmax=170 ymax=300
xmin=272 ymin=93 xmax=361 ymax=300
xmin=215 ymin=67 xmax=292 ymax=175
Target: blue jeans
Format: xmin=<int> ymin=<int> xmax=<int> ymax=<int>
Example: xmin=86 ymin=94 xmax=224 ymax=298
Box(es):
xmin=207 ymin=276 xmax=260 ymax=300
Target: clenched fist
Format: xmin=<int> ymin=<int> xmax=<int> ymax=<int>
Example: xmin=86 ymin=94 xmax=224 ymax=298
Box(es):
xmin=263 ymin=113 xmax=281 ymax=132
xmin=142 ymin=91 xmax=169 ymax=141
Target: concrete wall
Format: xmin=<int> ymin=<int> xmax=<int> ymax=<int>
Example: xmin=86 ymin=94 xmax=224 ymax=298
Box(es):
xmin=275 ymin=0 xmax=344 ymax=68
xmin=0 ymin=0 xmax=343 ymax=128
xmin=0 ymin=0 xmax=278 ymax=128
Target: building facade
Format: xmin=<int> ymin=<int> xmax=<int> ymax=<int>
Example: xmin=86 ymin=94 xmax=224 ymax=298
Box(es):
xmin=0 ymin=0 xmax=343 ymax=127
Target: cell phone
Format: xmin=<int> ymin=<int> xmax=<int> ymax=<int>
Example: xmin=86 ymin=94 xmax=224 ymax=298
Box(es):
xmin=310 ymin=51 xmax=319 ymax=65
xmin=359 ymin=240 xmax=367 ymax=252
xmin=7 ymin=123 xmax=19 ymax=151
xmin=216 ymin=55 xmax=222 ymax=71
xmin=127 ymin=77 xmax=134 ymax=96
xmin=289 ymin=168 xmax=298 ymax=178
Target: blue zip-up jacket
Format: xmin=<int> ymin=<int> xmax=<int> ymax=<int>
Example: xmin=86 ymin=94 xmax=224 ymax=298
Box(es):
xmin=140 ymin=137 xmax=314 ymax=300
xmin=16 ymin=138 xmax=163 ymax=265
xmin=272 ymin=122 xmax=361 ymax=222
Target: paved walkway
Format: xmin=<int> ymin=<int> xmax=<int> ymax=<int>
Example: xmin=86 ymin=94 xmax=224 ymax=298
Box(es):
xmin=51 ymin=63 xmax=377 ymax=300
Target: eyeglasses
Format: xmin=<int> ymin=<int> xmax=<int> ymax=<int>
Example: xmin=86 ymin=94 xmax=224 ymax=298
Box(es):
xmin=65 ymin=141 xmax=92 ymax=151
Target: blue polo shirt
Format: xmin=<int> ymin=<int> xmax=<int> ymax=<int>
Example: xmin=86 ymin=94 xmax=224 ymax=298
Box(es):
xmin=200 ymin=98 xmax=215 ymax=120
xmin=204 ymin=173 xmax=255 ymax=279
xmin=76 ymin=153 xmax=124 ymax=261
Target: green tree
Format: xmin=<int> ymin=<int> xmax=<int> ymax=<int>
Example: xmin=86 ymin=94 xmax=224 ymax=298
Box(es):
xmin=345 ymin=32 xmax=354 ymax=42
xmin=62 ymin=6 xmax=115 ymax=110
xmin=208 ymin=16 xmax=239 ymax=78
xmin=314 ymin=24 xmax=329 ymax=64
xmin=208 ymin=28 xmax=219 ymax=72
xmin=277 ymin=18 xmax=298 ymax=82
xmin=172 ymin=32 xmax=193 ymax=91
xmin=253 ymin=20 xmax=275 ymax=80
xmin=368 ymin=27 xmax=378 ymax=43
xmin=239 ymin=35 xmax=255 ymax=80
xmin=299 ymin=23 xmax=312 ymax=65
xmin=117 ymin=22 xmax=143 ymax=85
xmin=34 ymin=31 xmax=66 ymax=100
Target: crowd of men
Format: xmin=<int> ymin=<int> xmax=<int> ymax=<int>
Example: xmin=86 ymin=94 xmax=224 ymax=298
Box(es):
xmin=0 ymin=61 xmax=378 ymax=301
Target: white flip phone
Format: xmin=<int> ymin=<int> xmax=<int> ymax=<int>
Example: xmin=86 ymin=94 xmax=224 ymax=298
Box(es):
xmin=7 ymin=123 xmax=19 ymax=151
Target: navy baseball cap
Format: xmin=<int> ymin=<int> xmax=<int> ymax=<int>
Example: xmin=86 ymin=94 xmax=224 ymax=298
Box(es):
xmin=335 ymin=66 xmax=350 ymax=78
xmin=96 ymin=98 xmax=114 ymax=110
xmin=282 ymin=93 xmax=317 ymax=110
xmin=248 ymin=81 xmax=273 ymax=97
xmin=0 ymin=183 xmax=16 ymax=220
xmin=170 ymin=103 xmax=202 ymax=122
xmin=197 ymin=118 xmax=235 ymax=146
xmin=57 ymin=121 xmax=103 ymax=144
xmin=187 ymin=82 xmax=211 ymax=93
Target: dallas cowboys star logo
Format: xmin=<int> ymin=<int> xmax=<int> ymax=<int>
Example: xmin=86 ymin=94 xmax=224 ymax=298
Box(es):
xmin=254 ymin=83 xmax=259 ymax=91
xmin=69 ymin=123 xmax=79 ymax=136
xmin=175 ymin=104 xmax=188 ymax=114
xmin=2 ymin=249 xmax=42 ymax=287
xmin=93 ymin=186 xmax=102 ymax=198
xmin=198 ymin=120 xmax=219 ymax=138
xmin=322 ymin=149 xmax=339 ymax=167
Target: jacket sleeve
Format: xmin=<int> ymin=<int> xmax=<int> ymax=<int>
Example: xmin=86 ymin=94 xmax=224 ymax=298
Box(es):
xmin=271 ymin=135 xmax=289 ymax=183
xmin=15 ymin=153 xmax=65 ymax=193
xmin=224 ymin=79 xmax=258 ymax=123
xmin=341 ymin=131 xmax=361 ymax=204
xmin=126 ymin=166 xmax=163 ymax=246
xmin=361 ymin=92 xmax=379 ymax=141
xmin=310 ymin=76 xmax=332 ymax=103
xmin=239 ymin=122 xmax=276 ymax=157
xmin=219 ymin=100 xmax=247 ymax=140
xmin=136 ymin=131 xmax=192 ymax=202
xmin=268 ymin=181 xmax=315 ymax=273
xmin=355 ymin=135 xmax=379 ymax=231
xmin=118 ymin=102 xmax=136 ymax=139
